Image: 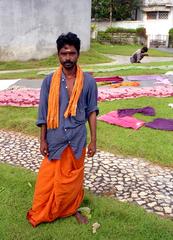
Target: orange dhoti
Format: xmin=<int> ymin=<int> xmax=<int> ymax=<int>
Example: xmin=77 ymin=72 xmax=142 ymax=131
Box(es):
xmin=27 ymin=146 xmax=86 ymax=227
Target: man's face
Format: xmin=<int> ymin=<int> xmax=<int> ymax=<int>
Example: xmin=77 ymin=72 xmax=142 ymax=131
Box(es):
xmin=58 ymin=44 xmax=79 ymax=70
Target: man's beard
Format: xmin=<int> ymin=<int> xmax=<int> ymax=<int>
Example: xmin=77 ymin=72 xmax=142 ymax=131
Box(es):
xmin=62 ymin=61 xmax=76 ymax=69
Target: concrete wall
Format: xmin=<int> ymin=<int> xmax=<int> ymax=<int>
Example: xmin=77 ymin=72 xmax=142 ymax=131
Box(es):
xmin=91 ymin=21 xmax=144 ymax=39
xmin=143 ymin=0 xmax=173 ymax=5
xmin=0 ymin=0 xmax=91 ymax=61
xmin=92 ymin=21 xmax=144 ymax=32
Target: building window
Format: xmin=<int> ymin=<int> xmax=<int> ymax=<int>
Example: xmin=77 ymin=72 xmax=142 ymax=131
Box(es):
xmin=159 ymin=11 xmax=168 ymax=19
xmin=147 ymin=11 xmax=169 ymax=20
xmin=147 ymin=11 xmax=157 ymax=19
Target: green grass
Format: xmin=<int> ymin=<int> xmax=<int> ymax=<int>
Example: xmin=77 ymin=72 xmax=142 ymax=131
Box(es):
xmin=149 ymin=48 xmax=173 ymax=57
xmin=0 ymin=41 xmax=172 ymax=72
xmin=0 ymin=71 xmax=46 ymax=79
xmin=0 ymin=41 xmax=173 ymax=79
xmin=80 ymin=48 xmax=112 ymax=64
xmin=98 ymin=97 xmax=173 ymax=167
xmin=87 ymin=61 xmax=173 ymax=70
xmin=91 ymin=41 xmax=173 ymax=57
xmin=94 ymin=67 xmax=173 ymax=77
xmin=91 ymin=42 xmax=141 ymax=55
xmin=0 ymin=55 xmax=58 ymax=71
xmin=1 ymin=62 xmax=173 ymax=79
xmin=1 ymin=96 xmax=173 ymax=167
xmin=87 ymin=61 xmax=173 ymax=77
xmin=0 ymin=107 xmax=39 ymax=136
xmin=137 ymin=61 xmax=173 ymax=67
xmin=0 ymin=47 xmax=112 ymax=71
xmin=1 ymin=163 xmax=173 ymax=240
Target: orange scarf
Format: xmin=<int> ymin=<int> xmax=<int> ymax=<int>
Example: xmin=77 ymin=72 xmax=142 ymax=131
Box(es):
xmin=47 ymin=65 xmax=84 ymax=129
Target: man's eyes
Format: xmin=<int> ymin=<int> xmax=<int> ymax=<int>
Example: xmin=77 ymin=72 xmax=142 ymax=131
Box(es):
xmin=61 ymin=52 xmax=76 ymax=56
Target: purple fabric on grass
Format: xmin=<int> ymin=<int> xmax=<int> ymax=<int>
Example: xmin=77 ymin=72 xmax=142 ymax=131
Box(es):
xmin=145 ymin=118 xmax=173 ymax=131
xmin=126 ymin=75 xmax=168 ymax=81
xmin=118 ymin=106 xmax=155 ymax=117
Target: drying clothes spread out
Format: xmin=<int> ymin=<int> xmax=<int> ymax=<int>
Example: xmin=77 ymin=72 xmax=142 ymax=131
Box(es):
xmin=1 ymin=85 xmax=173 ymax=107
xmin=98 ymin=111 xmax=145 ymax=130
xmin=98 ymin=85 xmax=173 ymax=102
xmin=155 ymin=79 xmax=171 ymax=85
xmin=111 ymin=82 xmax=140 ymax=88
xmin=0 ymin=88 xmax=40 ymax=107
xmin=126 ymin=75 xmax=169 ymax=81
xmin=98 ymin=107 xmax=173 ymax=131
xmin=95 ymin=76 xmax=123 ymax=83
xmin=117 ymin=106 xmax=155 ymax=117
xmin=145 ymin=118 xmax=173 ymax=131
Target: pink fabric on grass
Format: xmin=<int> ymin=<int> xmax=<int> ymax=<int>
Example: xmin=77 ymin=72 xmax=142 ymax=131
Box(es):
xmin=98 ymin=85 xmax=173 ymax=102
xmin=98 ymin=111 xmax=145 ymax=130
xmin=0 ymin=88 xmax=40 ymax=107
xmin=1 ymin=84 xmax=173 ymax=108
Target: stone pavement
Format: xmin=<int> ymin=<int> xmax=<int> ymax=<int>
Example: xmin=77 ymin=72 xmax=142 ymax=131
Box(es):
xmin=0 ymin=129 xmax=173 ymax=219
xmin=105 ymin=54 xmax=173 ymax=65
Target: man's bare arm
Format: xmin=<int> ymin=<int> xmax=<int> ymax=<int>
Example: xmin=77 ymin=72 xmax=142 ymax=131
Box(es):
xmin=87 ymin=111 xmax=97 ymax=158
xmin=40 ymin=124 xmax=49 ymax=156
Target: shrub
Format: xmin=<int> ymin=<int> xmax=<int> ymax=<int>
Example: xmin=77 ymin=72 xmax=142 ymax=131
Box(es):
xmin=169 ymin=28 xmax=173 ymax=40
xmin=136 ymin=27 xmax=147 ymax=38
xmin=105 ymin=27 xmax=136 ymax=33
xmin=168 ymin=28 xmax=173 ymax=47
xmin=97 ymin=27 xmax=147 ymax=45
xmin=91 ymin=23 xmax=97 ymax=32
xmin=97 ymin=31 xmax=112 ymax=42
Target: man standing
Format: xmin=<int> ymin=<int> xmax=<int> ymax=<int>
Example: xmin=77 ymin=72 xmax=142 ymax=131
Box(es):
xmin=27 ymin=32 xmax=99 ymax=227
xmin=130 ymin=46 xmax=148 ymax=63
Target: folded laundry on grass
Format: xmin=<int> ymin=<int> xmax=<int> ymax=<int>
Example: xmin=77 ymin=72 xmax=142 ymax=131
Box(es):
xmin=126 ymin=75 xmax=169 ymax=81
xmin=95 ymin=76 xmax=123 ymax=83
xmin=99 ymin=107 xmax=173 ymax=131
xmin=155 ymin=79 xmax=171 ymax=85
xmin=117 ymin=106 xmax=155 ymax=117
xmin=145 ymin=118 xmax=173 ymax=131
xmin=1 ymin=84 xmax=173 ymax=107
xmin=98 ymin=111 xmax=145 ymax=130
xmin=0 ymin=88 xmax=40 ymax=107
xmin=98 ymin=85 xmax=173 ymax=102
xmin=111 ymin=82 xmax=140 ymax=88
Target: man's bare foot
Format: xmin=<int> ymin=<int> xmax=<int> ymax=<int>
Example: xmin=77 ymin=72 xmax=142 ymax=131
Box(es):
xmin=74 ymin=211 xmax=88 ymax=224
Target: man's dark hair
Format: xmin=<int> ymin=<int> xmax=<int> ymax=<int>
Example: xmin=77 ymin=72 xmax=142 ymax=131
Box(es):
xmin=56 ymin=32 xmax=81 ymax=54
xmin=141 ymin=46 xmax=148 ymax=52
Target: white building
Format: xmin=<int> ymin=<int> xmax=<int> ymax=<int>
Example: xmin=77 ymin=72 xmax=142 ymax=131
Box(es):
xmin=92 ymin=0 xmax=173 ymax=48
xmin=139 ymin=0 xmax=173 ymax=47
xmin=0 ymin=0 xmax=91 ymax=61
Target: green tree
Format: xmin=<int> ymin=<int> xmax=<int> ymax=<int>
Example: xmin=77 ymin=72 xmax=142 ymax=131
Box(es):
xmin=114 ymin=0 xmax=140 ymax=20
xmin=92 ymin=0 xmax=110 ymax=20
xmin=92 ymin=0 xmax=140 ymax=21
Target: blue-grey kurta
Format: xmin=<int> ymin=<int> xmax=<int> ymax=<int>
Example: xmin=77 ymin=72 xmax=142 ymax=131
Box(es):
xmin=37 ymin=71 xmax=99 ymax=160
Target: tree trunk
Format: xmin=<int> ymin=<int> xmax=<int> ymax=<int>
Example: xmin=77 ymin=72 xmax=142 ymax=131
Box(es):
xmin=109 ymin=0 xmax=113 ymax=25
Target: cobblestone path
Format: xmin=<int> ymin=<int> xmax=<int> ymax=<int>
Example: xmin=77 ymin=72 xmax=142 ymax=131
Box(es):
xmin=0 ymin=130 xmax=173 ymax=218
